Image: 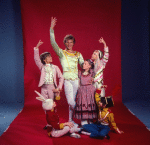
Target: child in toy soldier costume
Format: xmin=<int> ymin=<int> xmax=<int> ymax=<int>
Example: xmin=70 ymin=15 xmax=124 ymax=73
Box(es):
xmin=81 ymin=86 xmax=123 ymax=139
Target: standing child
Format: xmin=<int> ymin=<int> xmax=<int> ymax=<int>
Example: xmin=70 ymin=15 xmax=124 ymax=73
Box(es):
xmin=74 ymin=59 xmax=97 ymax=125
xmin=91 ymin=37 xmax=109 ymax=97
xmin=34 ymin=40 xmax=64 ymax=101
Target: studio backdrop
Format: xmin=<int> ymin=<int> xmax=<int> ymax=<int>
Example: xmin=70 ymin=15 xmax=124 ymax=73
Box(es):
xmin=20 ymin=0 xmax=122 ymax=106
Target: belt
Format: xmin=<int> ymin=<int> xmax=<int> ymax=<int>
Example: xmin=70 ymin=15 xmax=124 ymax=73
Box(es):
xmin=100 ymin=122 xmax=109 ymax=126
xmin=64 ymin=78 xmax=79 ymax=81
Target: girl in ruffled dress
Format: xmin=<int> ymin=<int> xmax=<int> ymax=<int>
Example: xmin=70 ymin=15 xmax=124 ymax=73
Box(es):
xmin=74 ymin=59 xmax=97 ymax=125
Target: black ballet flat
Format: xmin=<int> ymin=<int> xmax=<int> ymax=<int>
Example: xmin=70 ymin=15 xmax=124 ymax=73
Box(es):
xmin=43 ymin=126 xmax=47 ymax=130
xmin=105 ymin=134 xmax=110 ymax=140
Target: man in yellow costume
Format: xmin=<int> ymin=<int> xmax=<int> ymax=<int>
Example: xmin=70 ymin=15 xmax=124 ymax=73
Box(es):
xmin=50 ymin=17 xmax=84 ymax=123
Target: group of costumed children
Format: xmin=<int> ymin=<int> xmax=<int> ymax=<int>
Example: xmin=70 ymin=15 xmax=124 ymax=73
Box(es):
xmin=34 ymin=17 xmax=123 ymax=139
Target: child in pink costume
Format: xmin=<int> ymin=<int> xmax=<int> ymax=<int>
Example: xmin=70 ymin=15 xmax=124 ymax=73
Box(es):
xmin=34 ymin=40 xmax=64 ymax=100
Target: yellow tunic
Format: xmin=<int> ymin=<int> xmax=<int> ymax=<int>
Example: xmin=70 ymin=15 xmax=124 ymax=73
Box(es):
xmin=50 ymin=29 xmax=84 ymax=80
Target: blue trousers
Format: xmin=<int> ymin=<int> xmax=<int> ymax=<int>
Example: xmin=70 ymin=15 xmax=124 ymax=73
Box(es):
xmin=82 ymin=123 xmax=110 ymax=138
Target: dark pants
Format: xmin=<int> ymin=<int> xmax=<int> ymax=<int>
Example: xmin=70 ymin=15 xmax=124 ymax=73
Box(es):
xmin=82 ymin=123 xmax=110 ymax=138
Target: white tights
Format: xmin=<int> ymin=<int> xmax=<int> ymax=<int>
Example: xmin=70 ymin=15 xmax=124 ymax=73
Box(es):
xmin=64 ymin=79 xmax=79 ymax=121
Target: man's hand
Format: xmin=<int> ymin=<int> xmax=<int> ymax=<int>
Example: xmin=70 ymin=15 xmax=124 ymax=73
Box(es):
xmin=50 ymin=17 xmax=57 ymax=30
xmin=36 ymin=40 xmax=43 ymax=48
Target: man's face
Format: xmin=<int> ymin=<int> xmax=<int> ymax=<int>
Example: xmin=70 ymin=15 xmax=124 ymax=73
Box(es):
xmin=65 ymin=39 xmax=74 ymax=50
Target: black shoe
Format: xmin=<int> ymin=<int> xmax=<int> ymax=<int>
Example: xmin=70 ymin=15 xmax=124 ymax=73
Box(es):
xmin=78 ymin=128 xmax=87 ymax=134
xmin=43 ymin=126 xmax=47 ymax=130
xmin=105 ymin=134 xmax=110 ymax=140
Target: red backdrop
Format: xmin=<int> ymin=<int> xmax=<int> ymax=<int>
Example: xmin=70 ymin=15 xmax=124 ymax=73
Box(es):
xmin=21 ymin=0 xmax=122 ymax=106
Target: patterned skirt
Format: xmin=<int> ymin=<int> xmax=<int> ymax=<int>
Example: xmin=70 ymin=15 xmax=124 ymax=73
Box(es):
xmin=74 ymin=84 xmax=98 ymax=120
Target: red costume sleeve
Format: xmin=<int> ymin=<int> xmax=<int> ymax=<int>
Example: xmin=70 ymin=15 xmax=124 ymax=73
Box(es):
xmin=46 ymin=111 xmax=63 ymax=130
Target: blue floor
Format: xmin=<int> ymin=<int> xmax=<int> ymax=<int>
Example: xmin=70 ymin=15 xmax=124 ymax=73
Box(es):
xmin=124 ymin=100 xmax=150 ymax=131
xmin=0 ymin=103 xmax=23 ymax=136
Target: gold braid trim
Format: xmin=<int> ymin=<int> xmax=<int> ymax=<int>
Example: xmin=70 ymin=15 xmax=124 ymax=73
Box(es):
xmin=94 ymin=69 xmax=104 ymax=78
xmin=63 ymin=50 xmax=78 ymax=73
xmin=63 ymin=50 xmax=80 ymax=57
xmin=97 ymin=79 xmax=103 ymax=84
xmin=103 ymin=56 xmax=108 ymax=60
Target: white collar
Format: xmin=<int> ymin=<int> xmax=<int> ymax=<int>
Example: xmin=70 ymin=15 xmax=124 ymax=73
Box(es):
xmin=45 ymin=64 xmax=52 ymax=67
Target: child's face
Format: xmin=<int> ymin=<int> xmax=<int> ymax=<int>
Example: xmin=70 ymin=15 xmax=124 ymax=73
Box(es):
xmin=44 ymin=55 xmax=52 ymax=64
xmin=98 ymin=101 xmax=106 ymax=108
xmin=99 ymin=101 xmax=103 ymax=107
xmin=83 ymin=61 xmax=91 ymax=70
xmin=91 ymin=50 xmax=99 ymax=60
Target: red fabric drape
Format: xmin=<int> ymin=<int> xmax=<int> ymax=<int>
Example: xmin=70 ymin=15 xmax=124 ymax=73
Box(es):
xmin=21 ymin=0 xmax=122 ymax=106
xmin=1 ymin=0 xmax=150 ymax=145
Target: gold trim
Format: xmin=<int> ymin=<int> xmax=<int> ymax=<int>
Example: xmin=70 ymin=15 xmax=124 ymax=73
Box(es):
xmin=94 ymin=69 xmax=104 ymax=78
xmin=60 ymin=123 xmax=64 ymax=129
xmin=97 ymin=79 xmax=103 ymax=84
xmin=55 ymin=95 xmax=60 ymax=100
xmin=64 ymin=78 xmax=79 ymax=81
xmin=64 ymin=70 xmax=78 ymax=73
xmin=63 ymin=50 xmax=79 ymax=57
xmin=63 ymin=50 xmax=78 ymax=73
xmin=103 ymin=57 xmax=108 ymax=60
xmin=48 ymin=132 xmax=51 ymax=137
